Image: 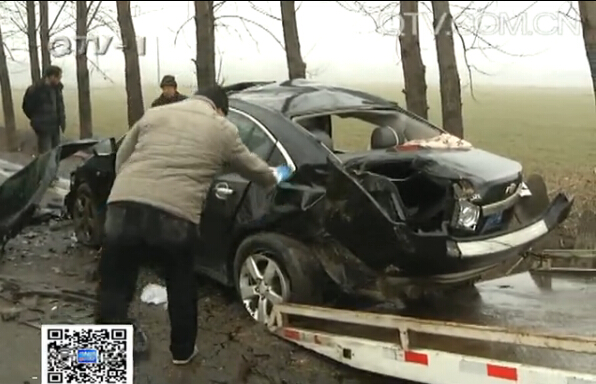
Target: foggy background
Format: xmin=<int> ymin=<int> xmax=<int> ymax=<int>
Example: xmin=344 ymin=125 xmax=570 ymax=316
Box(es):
xmin=3 ymin=1 xmax=590 ymax=89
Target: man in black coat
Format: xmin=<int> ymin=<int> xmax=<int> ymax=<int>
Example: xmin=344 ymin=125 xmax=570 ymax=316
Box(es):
xmin=151 ymin=75 xmax=188 ymax=108
xmin=22 ymin=65 xmax=66 ymax=155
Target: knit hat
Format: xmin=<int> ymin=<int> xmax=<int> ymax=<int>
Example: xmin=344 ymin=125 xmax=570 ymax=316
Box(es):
xmin=160 ymin=75 xmax=177 ymax=88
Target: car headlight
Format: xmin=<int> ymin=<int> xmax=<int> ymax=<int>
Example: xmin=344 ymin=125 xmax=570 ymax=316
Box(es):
xmin=452 ymin=200 xmax=480 ymax=231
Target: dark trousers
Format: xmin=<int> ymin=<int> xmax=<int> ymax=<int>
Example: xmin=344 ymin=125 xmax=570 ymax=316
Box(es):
xmin=96 ymin=201 xmax=198 ymax=360
xmin=36 ymin=129 xmax=60 ymax=154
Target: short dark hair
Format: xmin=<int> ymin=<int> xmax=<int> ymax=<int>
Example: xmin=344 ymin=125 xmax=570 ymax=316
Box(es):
xmin=195 ymin=85 xmax=228 ymax=116
xmin=160 ymin=75 xmax=177 ymax=88
xmin=44 ymin=65 xmax=62 ymax=78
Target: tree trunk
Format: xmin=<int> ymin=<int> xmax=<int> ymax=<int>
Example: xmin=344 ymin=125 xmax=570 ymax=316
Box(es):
xmin=76 ymin=1 xmax=92 ymax=138
xmin=398 ymin=1 xmax=428 ymax=119
xmin=579 ymin=1 xmax=596 ymax=107
xmin=39 ymin=0 xmax=51 ymax=73
xmin=116 ymin=1 xmax=144 ymax=127
xmin=280 ymin=1 xmax=306 ymax=79
xmin=0 ymin=24 xmax=17 ymax=151
xmin=432 ymin=1 xmax=463 ymax=138
xmin=194 ymin=1 xmax=216 ymax=89
xmin=26 ymin=1 xmax=41 ymax=84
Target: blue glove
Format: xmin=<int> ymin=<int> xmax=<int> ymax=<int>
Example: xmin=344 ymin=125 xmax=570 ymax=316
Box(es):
xmin=272 ymin=165 xmax=293 ymax=183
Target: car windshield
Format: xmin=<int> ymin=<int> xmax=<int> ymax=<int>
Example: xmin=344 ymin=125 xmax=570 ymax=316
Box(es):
xmin=295 ymin=109 xmax=444 ymax=153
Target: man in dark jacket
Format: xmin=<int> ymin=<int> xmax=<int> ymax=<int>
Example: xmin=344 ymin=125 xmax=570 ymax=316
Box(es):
xmin=150 ymin=75 xmax=187 ymax=108
xmin=22 ymin=65 xmax=66 ymax=154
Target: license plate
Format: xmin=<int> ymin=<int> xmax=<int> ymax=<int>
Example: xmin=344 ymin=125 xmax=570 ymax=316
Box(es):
xmin=484 ymin=213 xmax=503 ymax=229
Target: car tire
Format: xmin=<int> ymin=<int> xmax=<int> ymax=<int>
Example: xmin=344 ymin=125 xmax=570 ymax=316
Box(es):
xmin=233 ymin=232 xmax=323 ymax=324
xmin=72 ymin=183 xmax=104 ymax=248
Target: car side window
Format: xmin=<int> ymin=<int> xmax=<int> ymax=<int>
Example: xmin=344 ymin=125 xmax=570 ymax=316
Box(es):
xmin=227 ymin=110 xmax=283 ymax=166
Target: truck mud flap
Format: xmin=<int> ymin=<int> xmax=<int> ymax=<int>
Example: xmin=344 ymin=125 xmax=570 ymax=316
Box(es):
xmin=0 ymin=140 xmax=99 ymax=248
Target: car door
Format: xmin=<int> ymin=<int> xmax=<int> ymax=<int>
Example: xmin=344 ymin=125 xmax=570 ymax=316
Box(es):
xmin=197 ymin=108 xmax=288 ymax=282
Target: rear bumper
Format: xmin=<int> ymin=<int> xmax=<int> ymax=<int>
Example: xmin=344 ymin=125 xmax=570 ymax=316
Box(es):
xmin=457 ymin=219 xmax=548 ymax=257
xmin=377 ymin=193 xmax=573 ymax=287
xmin=454 ymin=193 xmax=571 ymax=257
xmin=431 ymin=193 xmax=573 ymax=280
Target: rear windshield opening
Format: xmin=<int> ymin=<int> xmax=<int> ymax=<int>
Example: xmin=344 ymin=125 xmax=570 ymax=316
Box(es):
xmin=295 ymin=110 xmax=444 ymax=154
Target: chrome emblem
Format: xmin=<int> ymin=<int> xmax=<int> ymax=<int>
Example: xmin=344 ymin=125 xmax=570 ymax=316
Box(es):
xmin=505 ymin=183 xmax=517 ymax=195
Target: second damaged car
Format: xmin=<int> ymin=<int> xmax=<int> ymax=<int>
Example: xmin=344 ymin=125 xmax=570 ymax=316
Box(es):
xmin=63 ymin=80 xmax=573 ymax=322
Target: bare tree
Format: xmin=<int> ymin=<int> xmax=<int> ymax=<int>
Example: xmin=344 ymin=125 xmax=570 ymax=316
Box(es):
xmin=194 ymin=1 xmax=216 ymax=89
xmin=399 ymin=1 xmax=428 ymax=119
xmin=5 ymin=2 xmax=70 ymax=81
xmin=579 ymin=1 xmax=596 ymax=106
xmin=280 ymin=1 xmax=306 ymax=79
xmin=39 ymin=1 xmax=51 ymax=72
xmin=432 ymin=1 xmax=463 ymax=138
xmin=0 ymin=24 xmax=17 ymax=151
xmin=116 ymin=1 xmax=144 ymax=127
xmin=76 ymin=1 xmax=92 ymax=138
xmin=175 ymin=2 xmax=312 ymax=84
xmin=26 ymin=1 xmax=41 ymax=83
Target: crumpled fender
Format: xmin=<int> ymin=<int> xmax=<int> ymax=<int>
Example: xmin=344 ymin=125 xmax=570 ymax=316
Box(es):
xmin=0 ymin=139 xmax=99 ymax=248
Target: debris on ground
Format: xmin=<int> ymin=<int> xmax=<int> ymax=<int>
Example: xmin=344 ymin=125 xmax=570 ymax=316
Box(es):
xmin=140 ymin=283 xmax=168 ymax=308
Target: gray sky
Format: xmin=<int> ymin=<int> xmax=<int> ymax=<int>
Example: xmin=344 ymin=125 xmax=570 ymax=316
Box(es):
xmin=4 ymin=1 xmax=592 ymax=89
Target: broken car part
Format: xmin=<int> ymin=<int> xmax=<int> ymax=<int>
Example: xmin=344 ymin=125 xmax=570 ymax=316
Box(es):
xmin=0 ymin=140 xmax=100 ymax=250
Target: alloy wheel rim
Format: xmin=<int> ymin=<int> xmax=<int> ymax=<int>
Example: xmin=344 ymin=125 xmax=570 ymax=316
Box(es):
xmin=238 ymin=252 xmax=290 ymax=323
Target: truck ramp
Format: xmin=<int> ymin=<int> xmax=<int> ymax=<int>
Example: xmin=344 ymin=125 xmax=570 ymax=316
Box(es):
xmin=268 ymin=269 xmax=596 ymax=384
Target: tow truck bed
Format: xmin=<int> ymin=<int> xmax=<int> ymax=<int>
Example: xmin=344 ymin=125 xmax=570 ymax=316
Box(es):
xmin=268 ymin=263 xmax=596 ymax=384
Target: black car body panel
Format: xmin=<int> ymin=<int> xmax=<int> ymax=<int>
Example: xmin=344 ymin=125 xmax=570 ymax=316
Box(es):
xmin=0 ymin=80 xmax=574 ymax=299
xmin=0 ymin=139 xmax=99 ymax=248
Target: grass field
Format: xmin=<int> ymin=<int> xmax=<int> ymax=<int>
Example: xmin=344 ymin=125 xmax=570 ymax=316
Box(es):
xmin=2 ymin=82 xmax=595 ymax=235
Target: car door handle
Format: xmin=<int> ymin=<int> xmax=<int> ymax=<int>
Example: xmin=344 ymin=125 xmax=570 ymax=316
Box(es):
xmin=214 ymin=183 xmax=235 ymax=200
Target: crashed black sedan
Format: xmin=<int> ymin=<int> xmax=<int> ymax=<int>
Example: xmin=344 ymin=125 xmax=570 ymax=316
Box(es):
xmin=60 ymin=80 xmax=571 ymax=322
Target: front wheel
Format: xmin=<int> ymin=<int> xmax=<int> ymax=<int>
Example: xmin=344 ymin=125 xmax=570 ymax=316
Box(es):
xmin=233 ymin=233 xmax=323 ymax=324
xmin=71 ymin=183 xmax=104 ymax=248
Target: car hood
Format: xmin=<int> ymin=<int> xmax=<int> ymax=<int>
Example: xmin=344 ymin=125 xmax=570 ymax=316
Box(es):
xmin=0 ymin=139 xmax=99 ymax=247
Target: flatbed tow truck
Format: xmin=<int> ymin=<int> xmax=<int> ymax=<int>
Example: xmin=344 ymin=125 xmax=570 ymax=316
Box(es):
xmin=267 ymin=251 xmax=596 ymax=384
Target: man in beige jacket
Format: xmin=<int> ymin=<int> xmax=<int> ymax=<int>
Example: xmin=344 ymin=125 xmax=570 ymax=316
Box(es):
xmin=95 ymin=86 xmax=279 ymax=365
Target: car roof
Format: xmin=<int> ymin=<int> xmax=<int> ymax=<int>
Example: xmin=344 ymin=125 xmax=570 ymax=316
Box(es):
xmin=227 ymin=79 xmax=399 ymax=118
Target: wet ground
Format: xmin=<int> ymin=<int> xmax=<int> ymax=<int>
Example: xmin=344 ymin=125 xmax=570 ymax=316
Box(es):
xmin=1 ymin=155 xmax=595 ymax=383
xmin=0 ymin=224 xmax=402 ymax=384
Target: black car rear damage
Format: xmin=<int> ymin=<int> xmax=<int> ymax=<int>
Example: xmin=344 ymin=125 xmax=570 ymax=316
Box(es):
xmin=260 ymin=143 xmax=571 ymax=297
xmin=338 ymin=148 xmax=526 ymax=236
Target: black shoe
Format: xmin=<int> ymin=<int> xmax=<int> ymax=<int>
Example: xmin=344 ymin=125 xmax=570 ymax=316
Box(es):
xmin=172 ymin=346 xmax=199 ymax=365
